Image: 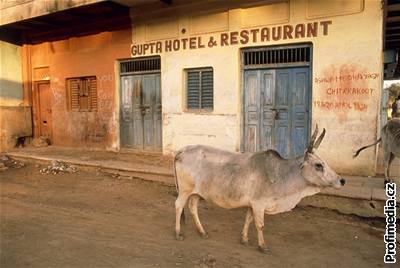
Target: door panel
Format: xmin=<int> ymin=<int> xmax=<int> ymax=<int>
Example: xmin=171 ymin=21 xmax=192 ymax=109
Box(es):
xmin=291 ymin=68 xmax=309 ymax=157
xmin=37 ymin=82 xmax=53 ymax=141
xmin=244 ymin=71 xmax=260 ymax=152
xmin=142 ymin=75 xmax=155 ymax=150
xmin=276 ymin=72 xmax=289 ymax=107
xmin=132 ymin=78 xmax=144 ymax=149
xmin=244 ymin=67 xmax=310 ymax=158
xmin=260 ymin=70 xmax=275 ymax=152
xmin=154 ymin=75 xmax=162 ymax=151
xmin=120 ymin=76 xmax=134 ymax=148
xmin=274 ymin=69 xmax=291 ymax=157
xmin=120 ymin=73 xmax=162 ymax=151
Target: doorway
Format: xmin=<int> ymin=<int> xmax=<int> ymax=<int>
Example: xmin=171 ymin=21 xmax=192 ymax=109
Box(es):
xmin=33 ymin=81 xmax=53 ymax=141
xmin=119 ymin=57 xmax=162 ymax=152
xmin=242 ymin=45 xmax=312 ymax=158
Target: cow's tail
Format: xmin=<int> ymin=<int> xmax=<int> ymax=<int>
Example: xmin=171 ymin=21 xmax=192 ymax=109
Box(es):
xmin=353 ymin=138 xmax=382 ymax=158
xmin=173 ymin=150 xmax=185 ymax=224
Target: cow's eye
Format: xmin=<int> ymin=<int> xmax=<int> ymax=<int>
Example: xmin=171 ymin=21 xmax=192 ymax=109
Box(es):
xmin=315 ymin=163 xmax=324 ymax=172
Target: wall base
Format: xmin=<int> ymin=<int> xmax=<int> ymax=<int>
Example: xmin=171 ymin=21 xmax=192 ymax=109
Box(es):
xmin=0 ymin=106 xmax=32 ymax=152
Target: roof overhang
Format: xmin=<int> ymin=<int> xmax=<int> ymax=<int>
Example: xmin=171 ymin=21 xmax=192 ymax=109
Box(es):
xmin=0 ymin=1 xmax=131 ymax=46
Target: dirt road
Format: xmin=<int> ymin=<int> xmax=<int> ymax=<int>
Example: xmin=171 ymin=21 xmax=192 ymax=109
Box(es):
xmin=0 ymin=162 xmax=389 ymax=267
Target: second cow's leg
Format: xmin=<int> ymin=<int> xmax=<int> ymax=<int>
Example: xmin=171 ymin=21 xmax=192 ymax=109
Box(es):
xmin=241 ymin=207 xmax=253 ymax=245
xmin=188 ymin=195 xmax=208 ymax=238
xmin=384 ymin=152 xmax=395 ymax=184
xmin=252 ymin=205 xmax=270 ymax=254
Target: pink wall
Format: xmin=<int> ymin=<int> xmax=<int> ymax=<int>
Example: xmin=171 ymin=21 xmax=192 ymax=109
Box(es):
xmin=29 ymin=29 xmax=131 ymax=149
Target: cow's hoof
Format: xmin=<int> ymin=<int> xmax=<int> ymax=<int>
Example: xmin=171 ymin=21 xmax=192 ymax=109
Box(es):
xmin=384 ymin=179 xmax=393 ymax=185
xmin=200 ymin=232 xmax=209 ymax=239
xmin=175 ymin=234 xmax=185 ymax=241
xmin=240 ymin=238 xmax=249 ymax=246
xmin=258 ymin=245 xmax=271 ymax=254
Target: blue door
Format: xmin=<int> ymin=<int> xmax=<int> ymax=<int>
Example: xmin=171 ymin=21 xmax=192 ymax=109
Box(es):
xmin=244 ymin=67 xmax=310 ymax=158
xmin=120 ymin=73 xmax=162 ymax=151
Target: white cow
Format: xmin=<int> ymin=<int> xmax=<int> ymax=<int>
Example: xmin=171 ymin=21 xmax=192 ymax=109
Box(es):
xmin=173 ymin=126 xmax=345 ymax=253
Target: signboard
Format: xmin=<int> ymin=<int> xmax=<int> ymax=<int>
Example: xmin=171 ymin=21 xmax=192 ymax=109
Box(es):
xmin=131 ymin=20 xmax=332 ymax=56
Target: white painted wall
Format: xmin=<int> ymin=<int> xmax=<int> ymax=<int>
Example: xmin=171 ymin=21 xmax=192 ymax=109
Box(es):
xmin=130 ymin=0 xmax=383 ymax=176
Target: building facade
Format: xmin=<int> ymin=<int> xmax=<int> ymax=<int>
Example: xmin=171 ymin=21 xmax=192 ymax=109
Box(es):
xmin=1 ymin=0 xmax=399 ymax=177
xmin=127 ymin=0 xmax=383 ymax=176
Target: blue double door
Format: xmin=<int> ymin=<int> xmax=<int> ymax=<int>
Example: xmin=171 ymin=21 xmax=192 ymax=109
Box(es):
xmin=120 ymin=73 xmax=162 ymax=151
xmin=244 ymin=67 xmax=310 ymax=158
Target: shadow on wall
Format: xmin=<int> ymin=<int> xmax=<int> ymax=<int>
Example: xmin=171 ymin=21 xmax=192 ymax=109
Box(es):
xmin=0 ymin=79 xmax=23 ymax=100
xmin=0 ymin=79 xmax=31 ymax=152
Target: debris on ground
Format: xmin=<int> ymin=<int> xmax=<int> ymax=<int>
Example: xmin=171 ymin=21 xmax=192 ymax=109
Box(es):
xmin=0 ymin=163 xmax=6 ymax=171
xmin=39 ymin=160 xmax=78 ymax=175
xmin=0 ymin=155 xmax=25 ymax=171
xmin=31 ymin=136 xmax=50 ymax=147
xmin=200 ymin=254 xmax=217 ymax=268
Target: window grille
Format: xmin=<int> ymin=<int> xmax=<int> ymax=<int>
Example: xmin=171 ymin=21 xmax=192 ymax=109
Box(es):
xmin=66 ymin=76 xmax=97 ymax=112
xmin=120 ymin=57 xmax=160 ymax=74
xmin=187 ymin=68 xmax=213 ymax=110
xmin=243 ymin=46 xmax=311 ymax=67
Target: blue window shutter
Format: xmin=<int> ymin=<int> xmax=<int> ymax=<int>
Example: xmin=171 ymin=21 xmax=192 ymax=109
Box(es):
xmin=187 ymin=71 xmax=200 ymax=109
xmin=200 ymin=70 xmax=213 ymax=109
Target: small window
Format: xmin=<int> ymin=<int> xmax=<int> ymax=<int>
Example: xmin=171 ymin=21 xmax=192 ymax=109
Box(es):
xmin=186 ymin=68 xmax=213 ymax=110
xmin=66 ymin=76 xmax=97 ymax=112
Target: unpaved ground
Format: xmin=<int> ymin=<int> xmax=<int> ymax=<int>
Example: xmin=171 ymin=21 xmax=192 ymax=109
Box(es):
xmin=0 ymin=162 xmax=390 ymax=267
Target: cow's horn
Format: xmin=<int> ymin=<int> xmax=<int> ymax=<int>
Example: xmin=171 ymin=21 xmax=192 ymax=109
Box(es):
xmin=313 ymin=128 xmax=326 ymax=149
xmin=307 ymin=124 xmax=319 ymax=153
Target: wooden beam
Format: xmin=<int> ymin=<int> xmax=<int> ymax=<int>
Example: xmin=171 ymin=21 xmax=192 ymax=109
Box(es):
xmin=387 ymin=3 xmax=400 ymax=12
xmin=387 ymin=21 xmax=400 ymax=28
xmin=386 ymin=26 xmax=400 ymax=32
xmin=60 ymin=9 xmax=93 ymax=24
xmin=27 ymin=18 xmax=64 ymax=29
xmin=386 ymin=32 xmax=400 ymax=37
xmin=387 ymin=16 xmax=400 ymax=23
xmin=24 ymin=15 xmax=131 ymax=44
xmin=160 ymin=0 xmax=172 ymax=4
xmin=0 ymin=1 xmax=131 ymax=45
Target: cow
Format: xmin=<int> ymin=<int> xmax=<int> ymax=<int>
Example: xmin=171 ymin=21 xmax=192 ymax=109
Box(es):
xmin=353 ymin=118 xmax=400 ymax=185
xmin=173 ymin=125 xmax=345 ymax=253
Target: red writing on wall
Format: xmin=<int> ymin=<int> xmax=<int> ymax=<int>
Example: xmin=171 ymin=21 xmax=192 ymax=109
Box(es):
xmin=326 ymin=87 xmax=373 ymax=95
xmin=313 ymin=65 xmax=379 ymax=123
xmin=314 ymin=73 xmax=379 ymax=84
xmin=313 ymin=101 xmax=368 ymax=112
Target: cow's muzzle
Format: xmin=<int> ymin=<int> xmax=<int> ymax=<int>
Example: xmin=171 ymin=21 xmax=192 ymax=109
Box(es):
xmin=340 ymin=178 xmax=346 ymax=186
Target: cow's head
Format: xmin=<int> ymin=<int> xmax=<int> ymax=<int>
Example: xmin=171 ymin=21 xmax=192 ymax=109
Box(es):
xmin=300 ymin=125 xmax=345 ymax=189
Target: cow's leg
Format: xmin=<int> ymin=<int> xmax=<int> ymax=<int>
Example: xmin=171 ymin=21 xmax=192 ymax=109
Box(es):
xmin=384 ymin=152 xmax=395 ymax=184
xmin=175 ymin=192 xmax=190 ymax=241
xmin=252 ymin=205 xmax=270 ymax=254
xmin=241 ymin=207 xmax=253 ymax=245
xmin=188 ymin=195 xmax=208 ymax=238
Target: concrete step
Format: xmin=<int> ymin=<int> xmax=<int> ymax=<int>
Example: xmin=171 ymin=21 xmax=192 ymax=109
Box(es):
xmin=299 ymin=194 xmax=388 ymax=219
xmin=8 ymin=151 xmax=174 ymax=185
